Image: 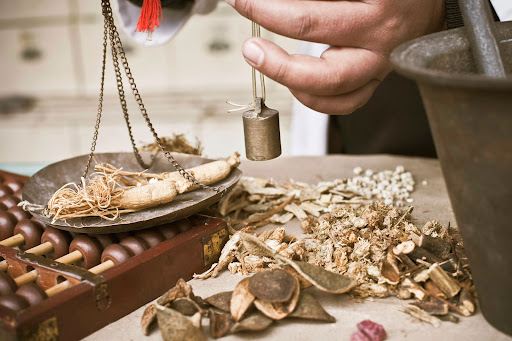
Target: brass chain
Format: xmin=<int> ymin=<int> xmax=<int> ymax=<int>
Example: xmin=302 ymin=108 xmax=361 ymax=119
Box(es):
xmin=82 ymin=0 xmax=223 ymax=194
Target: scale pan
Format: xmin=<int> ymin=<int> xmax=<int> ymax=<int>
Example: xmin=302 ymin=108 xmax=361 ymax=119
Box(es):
xmin=22 ymin=152 xmax=242 ymax=234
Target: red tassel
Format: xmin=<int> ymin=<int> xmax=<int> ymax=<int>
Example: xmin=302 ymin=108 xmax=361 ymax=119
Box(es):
xmin=135 ymin=0 xmax=163 ymax=33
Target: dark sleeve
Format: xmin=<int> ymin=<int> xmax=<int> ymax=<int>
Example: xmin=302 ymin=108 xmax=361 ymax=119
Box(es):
xmin=445 ymin=0 xmax=500 ymax=29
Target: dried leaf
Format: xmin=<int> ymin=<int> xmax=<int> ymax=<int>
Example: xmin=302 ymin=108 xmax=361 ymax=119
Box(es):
xmin=156 ymin=304 xmax=206 ymax=341
xmin=289 ymin=292 xmax=335 ymax=322
xmin=230 ymin=277 xmax=255 ymax=322
xmin=254 ymin=277 xmax=300 ymax=320
xmin=248 ymin=269 xmax=297 ymax=303
xmin=204 ymin=291 xmax=232 ymax=313
xmin=209 ymin=309 xmax=233 ymax=339
xmin=230 ymin=312 xmax=274 ymax=333
xmin=141 ymin=304 xmax=157 ymax=336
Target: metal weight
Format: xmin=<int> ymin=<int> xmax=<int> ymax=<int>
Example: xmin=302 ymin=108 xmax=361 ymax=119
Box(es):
xmin=243 ymin=100 xmax=281 ymax=161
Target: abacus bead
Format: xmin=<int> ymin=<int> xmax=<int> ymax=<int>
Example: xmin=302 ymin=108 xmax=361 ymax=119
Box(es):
xmin=4 ymin=179 xmax=24 ymax=193
xmin=41 ymin=228 xmax=71 ymax=259
xmin=8 ymin=206 xmax=32 ymax=221
xmin=69 ymin=235 xmax=102 ymax=269
xmin=158 ymin=225 xmax=179 ymax=240
xmin=0 ymin=294 xmax=29 ymax=312
xmin=119 ymin=236 xmax=146 ymax=256
xmin=0 ymin=195 xmax=20 ymax=210
xmin=0 ymin=272 xmax=17 ymax=296
xmin=16 ymin=283 xmax=47 ymax=306
xmin=0 ymin=211 xmax=17 ymax=240
xmin=13 ymin=220 xmax=43 ymax=251
xmin=94 ymin=234 xmax=116 ymax=249
xmin=13 ymin=189 xmax=23 ymax=200
xmin=101 ymin=244 xmax=131 ymax=265
xmin=0 ymin=184 xmax=13 ymax=197
xmin=175 ymin=218 xmax=193 ymax=232
xmin=135 ymin=230 xmax=164 ymax=249
xmin=0 ymin=202 xmax=7 ymax=212
xmin=0 ymin=173 xmax=4 ymax=183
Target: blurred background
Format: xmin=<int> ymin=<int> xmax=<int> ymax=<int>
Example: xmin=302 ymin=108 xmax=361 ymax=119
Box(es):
xmin=0 ymin=0 xmax=298 ymax=173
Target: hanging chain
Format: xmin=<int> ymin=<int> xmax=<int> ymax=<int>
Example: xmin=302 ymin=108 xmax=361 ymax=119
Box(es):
xmin=81 ymin=3 xmax=109 ymax=179
xmin=82 ymin=0 xmax=222 ymax=194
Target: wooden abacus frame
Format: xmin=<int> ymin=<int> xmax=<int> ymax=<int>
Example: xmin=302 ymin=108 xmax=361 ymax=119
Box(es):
xmin=0 ymin=171 xmax=229 ymax=341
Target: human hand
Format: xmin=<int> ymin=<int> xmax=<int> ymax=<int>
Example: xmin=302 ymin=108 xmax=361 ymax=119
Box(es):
xmin=226 ymin=0 xmax=446 ymax=114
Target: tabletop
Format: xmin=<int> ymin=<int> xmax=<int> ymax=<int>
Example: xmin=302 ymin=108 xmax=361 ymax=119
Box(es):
xmin=79 ymin=154 xmax=511 ymax=341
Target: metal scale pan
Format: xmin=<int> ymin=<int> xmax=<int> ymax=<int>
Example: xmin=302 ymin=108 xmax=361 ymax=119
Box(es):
xmin=22 ymin=152 xmax=242 ymax=234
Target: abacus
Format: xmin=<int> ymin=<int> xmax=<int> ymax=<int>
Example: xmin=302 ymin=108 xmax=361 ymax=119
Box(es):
xmin=0 ymin=170 xmax=229 ymax=340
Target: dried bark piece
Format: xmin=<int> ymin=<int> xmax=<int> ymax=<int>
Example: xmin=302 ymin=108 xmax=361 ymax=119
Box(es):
xmin=254 ymin=277 xmax=300 ymax=320
xmin=156 ymin=304 xmax=206 ymax=341
xmin=230 ymin=312 xmax=274 ymax=333
xmin=424 ymin=280 xmax=447 ymax=300
xmin=230 ymin=278 xmax=255 ymax=322
xmin=141 ymin=304 xmax=157 ymax=336
xmin=209 ymin=309 xmax=233 ymax=339
xmin=411 ymin=233 xmax=452 ymax=260
xmin=402 ymin=278 xmax=428 ymax=301
xmin=240 ymin=233 xmax=356 ymax=294
xmin=170 ymin=298 xmax=200 ymax=316
xmin=459 ymin=288 xmax=475 ymax=314
xmin=410 ymin=301 xmax=449 ymax=316
xmin=380 ymin=252 xmax=400 ymax=285
xmin=249 ymin=269 xmax=297 ymax=303
xmin=285 ymin=203 xmax=308 ymax=220
xmin=438 ymin=313 xmax=460 ymax=323
xmin=356 ymin=320 xmax=387 ymax=341
xmin=393 ymin=241 xmax=441 ymax=264
xmin=428 ymin=263 xmax=461 ymax=298
xmin=157 ymin=278 xmax=194 ymax=306
xmin=289 ymin=292 xmax=335 ymax=323
xmin=204 ymin=291 xmax=232 ymax=313
xmin=401 ymin=305 xmax=441 ymax=327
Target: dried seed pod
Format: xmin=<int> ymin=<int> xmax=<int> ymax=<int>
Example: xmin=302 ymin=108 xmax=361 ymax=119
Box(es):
xmin=254 ymin=277 xmax=300 ymax=320
xmin=141 ymin=304 xmax=157 ymax=336
xmin=158 ymin=278 xmax=194 ymax=306
xmin=209 ymin=309 xmax=233 ymax=339
xmin=230 ymin=278 xmax=255 ymax=322
xmin=156 ymin=304 xmax=206 ymax=341
xmin=230 ymin=312 xmax=274 ymax=333
xmin=204 ymin=291 xmax=232 ymax=313
xmin=171 ymin=298 xmax=200 ymax=316
xmin=289 ymin=292 xmax=335 ymax=323
xmin=282 ymin=266 xmax=313 ymax=289
xmin=248 ymin=269 xmax=297 ymax=303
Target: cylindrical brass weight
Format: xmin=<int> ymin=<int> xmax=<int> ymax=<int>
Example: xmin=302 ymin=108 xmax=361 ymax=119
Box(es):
xmin=243 ymin=105 xmax=282 ymax=161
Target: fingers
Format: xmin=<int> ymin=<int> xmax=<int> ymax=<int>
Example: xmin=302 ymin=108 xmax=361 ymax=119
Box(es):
xmin=290 ymin=80 xmax=381 ymax=115
xmin=242 ymin=38 xmax=391 ymax=96
xmin=227 ymin=0 xmax=374 ymax=47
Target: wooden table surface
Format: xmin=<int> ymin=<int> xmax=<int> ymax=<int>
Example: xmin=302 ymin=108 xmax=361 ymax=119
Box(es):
xmin=84 ymin=155 xmax=511 ymax=341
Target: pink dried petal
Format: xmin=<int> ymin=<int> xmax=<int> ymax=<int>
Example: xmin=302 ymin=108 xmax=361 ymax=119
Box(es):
xmin=357 ymin=320 xmax=387 ymax=341
xmin=351 ymin=330 xmax=370 ymax=341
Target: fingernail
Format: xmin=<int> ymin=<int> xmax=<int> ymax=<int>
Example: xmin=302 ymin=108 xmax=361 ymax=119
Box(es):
xmin=243 ymin=42 xmax=264 ymax=67
xmin=225 ymin=0 xmax=235 ymax=7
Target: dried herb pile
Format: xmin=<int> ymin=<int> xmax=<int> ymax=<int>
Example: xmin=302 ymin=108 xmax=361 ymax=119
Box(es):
xmin=205 ymin=167 xmax=476 ymax=326
xmin=140 ymin=134 xmax=203 ymax=156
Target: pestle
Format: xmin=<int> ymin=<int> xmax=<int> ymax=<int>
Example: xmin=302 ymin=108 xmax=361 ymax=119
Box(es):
xmin=459 ymin=0 xmax=507 ymax=78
